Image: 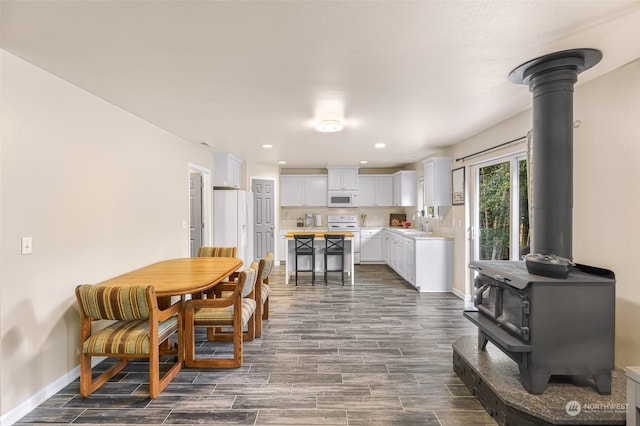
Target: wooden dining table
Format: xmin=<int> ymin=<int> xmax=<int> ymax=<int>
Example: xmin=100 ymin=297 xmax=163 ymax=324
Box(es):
xmin=90 ymin=256 xmax=243 ymax=385
xmin=96 ymin=257 xmax=243 ymax=304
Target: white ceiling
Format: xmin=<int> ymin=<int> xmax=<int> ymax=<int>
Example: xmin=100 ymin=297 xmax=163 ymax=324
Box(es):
xmin=2 ymin=1 xmax=640 ymax=168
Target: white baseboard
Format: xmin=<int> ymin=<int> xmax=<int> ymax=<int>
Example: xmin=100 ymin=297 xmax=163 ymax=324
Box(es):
xmin=1 ymin=357 xmax=104 ymax=426
xmin=452 ymin=288 xmax=476 ymax=311
xmin=451 ymin=287 xmax=464 ymax=300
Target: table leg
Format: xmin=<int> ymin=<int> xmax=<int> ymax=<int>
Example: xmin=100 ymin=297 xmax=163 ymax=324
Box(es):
xmin=285 ymin=238 xmax=290 ymax=285
xmin=351 ymin=239 xmax=355 ymax=285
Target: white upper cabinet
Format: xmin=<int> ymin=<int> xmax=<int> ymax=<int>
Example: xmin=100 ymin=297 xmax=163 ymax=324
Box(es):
xmin=280 ymin=175 xmax=328 ymax=207
xmin=303 ymin=175 xmax=329 ymax=206
xmin=358 ymin=175 xmax=393 ymax=207
xmin=327 ymin=167 xmax=359 ymax=191
xmin=423 ymin=157 xmax=452 ymax=214
xmin=392 ymin=170 xmax=417 ymax=206
xmin=213 ymin=153 xmax=242 ymax=188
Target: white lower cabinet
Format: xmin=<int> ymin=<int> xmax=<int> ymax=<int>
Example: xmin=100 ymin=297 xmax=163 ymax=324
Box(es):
xmin=402 ymin=237 xmax=416 ymax=285
xmin=360 ymin=228 xmax=383 ymax=262
xmin=383 ymin=229 xmax=453 ymax=292
xmin=386 ymin=231 xmax=403 ymax=274
xmin=381 ymin=229 xmax=388 ymax=263
xmin=414 ymin=238 xmax=453 ymax=292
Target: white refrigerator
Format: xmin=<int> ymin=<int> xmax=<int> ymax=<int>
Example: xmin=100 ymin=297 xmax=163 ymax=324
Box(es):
xmin=213 ymin=189 xmax=254 ymax=268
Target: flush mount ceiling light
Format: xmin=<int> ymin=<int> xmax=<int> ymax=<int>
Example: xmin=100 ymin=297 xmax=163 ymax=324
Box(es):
xmin=315 ymin=120 xmax=343 ymax=133
xmin=262 ymin=144 xmax=273 ymax=148
xmin=374 ymin=143 xmax=386 ymax=148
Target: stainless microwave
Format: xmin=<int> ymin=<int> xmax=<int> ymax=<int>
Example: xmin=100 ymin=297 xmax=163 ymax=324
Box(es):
xmin=328 ymin=191 xmax=358 ymax=208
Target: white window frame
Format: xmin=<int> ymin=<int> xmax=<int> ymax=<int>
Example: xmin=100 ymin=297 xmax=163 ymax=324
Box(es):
xmin=469 ymin=151 xmax=527 ymax=263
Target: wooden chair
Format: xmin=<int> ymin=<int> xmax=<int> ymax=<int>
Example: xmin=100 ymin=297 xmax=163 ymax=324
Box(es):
xmin=184 ymin=262 xmax=258 ymax=368
xmin=75 ymin=284 xmax=182 ymax=399
xmin=196 ymin=246 xmax=239 ymax=319
xmin=255 ymin=252 xmax=273 ymax=338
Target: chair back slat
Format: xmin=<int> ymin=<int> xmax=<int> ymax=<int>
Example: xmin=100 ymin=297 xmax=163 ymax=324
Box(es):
xmin=197 ymin=246 xmax=237 ymax=257
xmin=325 ymin=234 xmax=345 ymax=252
xmin=76 ymin=285 xmax=151 ymax=320
xmin=294 ymin=235 xmax=315 ymax=252
xmin=241 ymin=261 xmax=259 ymax=298
xmin=261 ymin=252 xmax=274 ymax=281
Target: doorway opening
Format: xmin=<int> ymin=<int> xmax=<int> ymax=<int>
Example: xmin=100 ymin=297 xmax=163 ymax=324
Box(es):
xmin=189 ymin=164 xmax=212 ymax=257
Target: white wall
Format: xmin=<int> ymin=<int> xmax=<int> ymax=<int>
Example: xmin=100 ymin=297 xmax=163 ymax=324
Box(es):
xmin=572 ymin=58 xmax=640 ymax=368
xmin=0 ymin=50 xmax=213 ymax=420
xmin=437 ymin=58 xmax=640 ymax=368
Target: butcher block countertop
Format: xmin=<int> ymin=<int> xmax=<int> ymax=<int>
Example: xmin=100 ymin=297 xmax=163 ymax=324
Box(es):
xmin=284 ymin=231 xmax=354 ymax=238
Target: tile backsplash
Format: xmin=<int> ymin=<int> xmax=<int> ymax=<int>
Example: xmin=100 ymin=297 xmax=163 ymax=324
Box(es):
xmin=281 ymin=207 xmax=420 ymax=228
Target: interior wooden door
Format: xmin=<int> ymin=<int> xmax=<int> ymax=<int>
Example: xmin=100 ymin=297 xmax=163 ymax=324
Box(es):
xmin=252 ymin=178 xmax=275 ymax=258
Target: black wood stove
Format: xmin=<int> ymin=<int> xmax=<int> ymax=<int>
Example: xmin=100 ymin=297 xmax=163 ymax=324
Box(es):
xmin=464 ymin=261 xmax=615 ymax=394
xmin=463 ymin=48 xmax=616 ymax=395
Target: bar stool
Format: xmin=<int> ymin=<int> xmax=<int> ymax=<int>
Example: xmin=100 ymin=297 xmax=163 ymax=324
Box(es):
xmin=324 ymin=234 xmax=345 ymax=285
xmin=294 ymin=234 xmax=315 ymax=285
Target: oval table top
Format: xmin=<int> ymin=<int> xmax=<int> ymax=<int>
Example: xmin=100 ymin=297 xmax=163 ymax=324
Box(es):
xmin=96 ymin=257 xmax=243 ymax=297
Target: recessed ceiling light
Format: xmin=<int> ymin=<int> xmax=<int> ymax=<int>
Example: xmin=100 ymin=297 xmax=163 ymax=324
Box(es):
xmin=374 ymin=143 xmax=386 ymax=148
xmin=262 ymin=144 xmax=273 ymax=148
xmin=360 ymin=160 xmax=368 ymax=164
xmin=278 ymin=161 xmax=287 ymax=164
xmin=315 ymin=120 xmax=344 ymax=133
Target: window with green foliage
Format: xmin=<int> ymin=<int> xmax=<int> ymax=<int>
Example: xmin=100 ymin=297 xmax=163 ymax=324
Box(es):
xmin=479 ymin=162 xmax=511 ymax=260
xmin=476 ymin=157 xmax=529 ymax=261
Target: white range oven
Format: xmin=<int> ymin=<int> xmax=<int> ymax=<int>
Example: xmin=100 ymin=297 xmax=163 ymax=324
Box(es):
xmin=327 ymin=215 xmax=360 ymax=264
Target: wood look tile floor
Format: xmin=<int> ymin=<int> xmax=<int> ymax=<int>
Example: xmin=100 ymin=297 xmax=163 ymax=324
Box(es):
xmin=17 ymin=265 xmax=497 ymax=425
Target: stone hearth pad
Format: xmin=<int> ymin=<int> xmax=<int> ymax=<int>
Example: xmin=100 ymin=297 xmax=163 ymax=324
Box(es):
xmin=453 ymin=335 xmax=627 ymax=425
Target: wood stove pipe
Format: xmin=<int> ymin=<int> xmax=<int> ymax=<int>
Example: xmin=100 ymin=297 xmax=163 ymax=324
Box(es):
xmin=509 ymin=48 xmax=602 ymax=260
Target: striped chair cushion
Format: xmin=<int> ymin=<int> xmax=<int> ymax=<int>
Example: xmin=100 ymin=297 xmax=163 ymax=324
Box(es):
xmin=197 ymin=246 xmax=237 ymax=257
xmin=262 ymin=254 xmax=273 ymax=281
xmin=194 ymin=298 xmax=256 ymax=327
xmin=82 ymin=316 xmax=178 ymax=355
xmin=261 ymin=284 xmax=270 ymax=305
xmin=76 ymin=285 xmax=150 ymax=320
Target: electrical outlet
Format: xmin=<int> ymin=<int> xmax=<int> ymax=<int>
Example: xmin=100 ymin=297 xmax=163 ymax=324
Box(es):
xmin=21 ymin=237 xmax=33 ymax=255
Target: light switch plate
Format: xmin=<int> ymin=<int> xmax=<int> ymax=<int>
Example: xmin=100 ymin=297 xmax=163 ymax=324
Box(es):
xmin=21 ymin=236 xmax=33 ymax=255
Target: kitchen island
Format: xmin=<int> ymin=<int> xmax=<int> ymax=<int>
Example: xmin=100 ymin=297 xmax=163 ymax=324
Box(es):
xmin=284 ymin=231 xmax=355 ymax=285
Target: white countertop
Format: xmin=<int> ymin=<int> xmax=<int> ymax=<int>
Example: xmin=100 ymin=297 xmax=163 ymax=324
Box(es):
xmin=281 ymin=225 xmax=451 ymax=240
xmin=280 ymin=227 xmax=328 ymax=232
xmin=384 ymin=227 xmax=453 ymax=240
